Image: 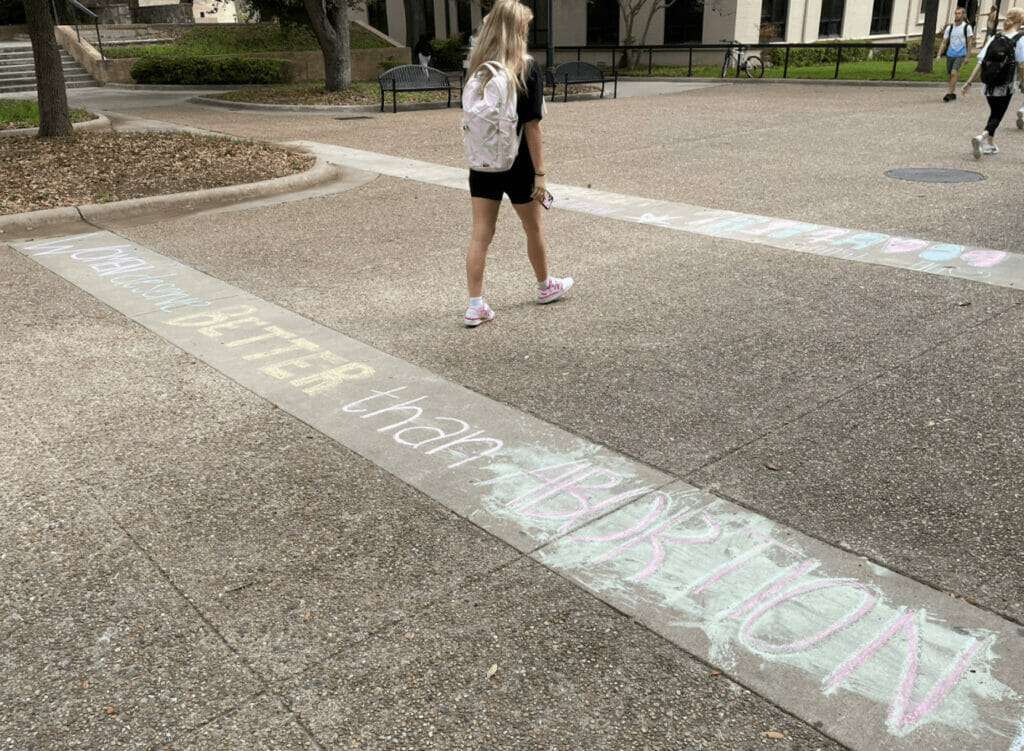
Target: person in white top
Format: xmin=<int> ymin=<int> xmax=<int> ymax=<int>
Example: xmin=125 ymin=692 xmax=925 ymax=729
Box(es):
xmin=962 ymin=8 xmax=1024 ymax=157
xmin=939 ymin=7 xmax=973 ymax=102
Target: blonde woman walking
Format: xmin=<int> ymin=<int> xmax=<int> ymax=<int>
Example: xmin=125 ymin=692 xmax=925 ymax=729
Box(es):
xmin=461 ymin=0 xmax=573 ymax=328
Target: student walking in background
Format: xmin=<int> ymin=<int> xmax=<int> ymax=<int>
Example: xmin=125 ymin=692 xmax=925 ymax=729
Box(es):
xmin=459 ymin=0 xmax=573 ymax=328
xmin=414 ymin=35 xmax=433 ymax=69
xmin=940 ymin=7 xmax=973 ymax=102
xmin=963 ymin=8 xmax=1024 ymax=157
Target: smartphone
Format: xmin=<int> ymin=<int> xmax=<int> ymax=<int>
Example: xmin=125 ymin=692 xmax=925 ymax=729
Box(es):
xmin=540 ymin=189 xmax=554 ymax=210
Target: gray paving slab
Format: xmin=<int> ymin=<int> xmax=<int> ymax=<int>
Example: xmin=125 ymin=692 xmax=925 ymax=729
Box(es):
xmin=164 ymin=694 xmax=318 ymax=750
xmin=120 ymin=85 xmax=1024 ymax=253
xmin=281 ymin=558 xmax=843 ymax=751
xmin=10 ymin=232 xmax=673 ymax=555
xmin=292 ymin=142 xmax=1024 ymax=291
xmin=0 ymin=474 xmax=260 ymax=750
xmin=9 ymin=231 xmax=1024 ymax=749
xmin=688 ymin=305 xmax=1024 ymax=624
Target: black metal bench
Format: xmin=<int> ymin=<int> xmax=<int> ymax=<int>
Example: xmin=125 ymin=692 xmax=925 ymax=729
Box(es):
xmin=378 ymin=64 xmax=454 ymax=113
xmin=545 ymin=61 xmax=617 ymax=102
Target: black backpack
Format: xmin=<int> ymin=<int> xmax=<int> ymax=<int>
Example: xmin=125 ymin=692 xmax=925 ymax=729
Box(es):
xmin=980 ymin=32 xmax=1023 ymax=87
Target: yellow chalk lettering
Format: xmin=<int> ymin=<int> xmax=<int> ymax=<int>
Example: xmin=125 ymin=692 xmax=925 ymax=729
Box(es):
xmin=292 ymin=362 xmax=375 ymax=395
xmin=248 ymin=338 xmax=318 ymax=364
xmin=261 ymin=350 xmax=339 ymax=380
xmin=197 ymin=316 xmax=267 ymax=339
xmin=224 ymin=325 xmax=295 ymax=349
xmin=165 ymin=305 xmax=258 ymax=328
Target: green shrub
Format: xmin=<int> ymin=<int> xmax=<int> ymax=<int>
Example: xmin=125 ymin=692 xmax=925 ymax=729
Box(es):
xmin=131 ymin=54 xmax=291 ymax=85
xmin=377 ymin=56 xmax=401 ymax=73
xmin=430 ymin=35 xmax=467 ymax=71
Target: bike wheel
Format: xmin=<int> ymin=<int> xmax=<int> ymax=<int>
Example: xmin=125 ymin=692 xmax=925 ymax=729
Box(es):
xmin=744 ymin=55 xmax=764 ymax=79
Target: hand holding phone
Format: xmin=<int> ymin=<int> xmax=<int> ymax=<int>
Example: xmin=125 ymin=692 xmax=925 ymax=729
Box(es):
xmin=540 ymin=189 xmax=554 ymax=210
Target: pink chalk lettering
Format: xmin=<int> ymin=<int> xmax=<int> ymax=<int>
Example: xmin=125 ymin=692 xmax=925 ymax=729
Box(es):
xmin=824 ymin=609 xmax=983 ymax=732
xmin=961 ymin=249 xmax=1008 ymax=268
xmin=573 ymin=492 xmax=722 ymax=581
xmin=726 ymin=559 xmax=820 ymax=620
xmin=689 ymin=533 xmax=799 ymax=596
xmin=738 ymin=578 xmax=878 ymax=655
xmin=883 ymin=238 xmax=930 ymax=255
xmin=479 ymin=461 xmax=651 ymax=532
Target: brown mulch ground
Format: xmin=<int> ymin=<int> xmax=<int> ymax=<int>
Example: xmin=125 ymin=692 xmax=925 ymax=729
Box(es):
xmin=0 ymin=131 xmax=314 ymax=216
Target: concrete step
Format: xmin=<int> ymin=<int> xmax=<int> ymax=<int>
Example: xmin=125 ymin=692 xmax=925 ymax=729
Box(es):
xmin=0 ymin=79 xmax=95 ymax=94
xmin=0 ymin=61 xmax=84 ymax=75
xmin=0 ymin=70 xmax=92 ymax=82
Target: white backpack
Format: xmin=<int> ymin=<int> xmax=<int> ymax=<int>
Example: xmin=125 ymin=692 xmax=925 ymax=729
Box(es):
xmin=461 ymin=62 xmax=520 ymax=172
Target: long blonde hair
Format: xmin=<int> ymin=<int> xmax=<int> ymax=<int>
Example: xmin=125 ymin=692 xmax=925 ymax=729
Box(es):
xmin=1005 ymin=7 xmax=1023 ymax=30
xmin=467 ymin=0 xmax=533 ymax=92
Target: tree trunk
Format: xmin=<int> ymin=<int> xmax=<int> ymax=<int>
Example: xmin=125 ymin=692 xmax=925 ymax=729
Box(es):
xmin=302 ymin=0 xmax=351 ymax=91
xmin=916 ymin=0 xmax=940 ymax=73
xmin=403 ymin=0 xmax=426 ymax=60
xmin=22 ymin=0 xmax=72 ymax=138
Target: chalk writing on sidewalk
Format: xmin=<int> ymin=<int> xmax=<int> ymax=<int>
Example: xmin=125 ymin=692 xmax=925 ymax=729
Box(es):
xmin=25 ymin=234 xmax=210 ymax=312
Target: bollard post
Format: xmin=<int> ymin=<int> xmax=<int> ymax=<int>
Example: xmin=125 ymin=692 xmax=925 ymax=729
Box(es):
xmin=834 ymin=45 xmax=842 ymax=79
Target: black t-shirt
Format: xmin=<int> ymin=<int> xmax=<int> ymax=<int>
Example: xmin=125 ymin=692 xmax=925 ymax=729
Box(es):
xmin=516 ymin=59 xmax=545 ymax=163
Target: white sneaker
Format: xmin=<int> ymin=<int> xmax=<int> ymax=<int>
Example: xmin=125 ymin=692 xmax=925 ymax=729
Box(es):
xmin=1017 ymin=109 xmax=1023 ymax=130
xmin=463 ymin=301 xmax=495 ymax=327
xmin=537 ymin=276 xmax=574 ymax=304
xmin=982 ymin=143 xmax=1000 ymax=155
xmin=971 ymin=134 xmax=986 ymax=160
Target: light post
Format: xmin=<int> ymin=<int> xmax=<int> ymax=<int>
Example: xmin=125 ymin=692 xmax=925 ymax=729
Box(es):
xmin=546 ymin=0 xmax=554 ymax=69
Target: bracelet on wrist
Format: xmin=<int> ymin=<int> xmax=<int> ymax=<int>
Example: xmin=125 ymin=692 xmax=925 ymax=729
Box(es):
xmin=535 ymin=172 xmax=546 ymax=176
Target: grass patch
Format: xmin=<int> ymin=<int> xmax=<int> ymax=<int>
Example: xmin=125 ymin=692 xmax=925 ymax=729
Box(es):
xmin=215 ymin=82 xmax=451 ymax=105
xmin=105 ymin=23 xmax=388 ymax=59
xmin=0 ymin=99 xmax=95 ymax=130
xmin=619 ymin=59 xmax=974 ymax=83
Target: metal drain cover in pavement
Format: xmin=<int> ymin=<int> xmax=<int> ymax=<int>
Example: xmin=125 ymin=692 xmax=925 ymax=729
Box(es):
xmin=885 ymin=167 xmax=986 ymax=183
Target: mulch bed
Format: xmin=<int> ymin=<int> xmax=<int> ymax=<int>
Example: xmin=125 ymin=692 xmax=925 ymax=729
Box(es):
xmin=0 ymin=131 xmax=313 ymax=216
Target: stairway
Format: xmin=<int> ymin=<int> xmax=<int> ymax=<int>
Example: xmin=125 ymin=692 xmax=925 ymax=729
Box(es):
xmin=0 ymin=44 xmax=95 ymax=95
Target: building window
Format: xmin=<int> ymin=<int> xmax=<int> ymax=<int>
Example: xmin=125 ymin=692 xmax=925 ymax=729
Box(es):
xmin=818 ymin=0 xmax=844 ymax=37
xmin=524 ymin=0 xmax=548 ymax=47
xmin=665 ymin=0 xmax=703 ymax=44
xmin=587 ymin=0 xmax=620 ymax=45
xmin=870 ymin=0 xmax=893 ymax=34
xmin=367 ymin=0 xmax=388 ymax=35
xmin=760 ymin=0 xmax=788 ymax=42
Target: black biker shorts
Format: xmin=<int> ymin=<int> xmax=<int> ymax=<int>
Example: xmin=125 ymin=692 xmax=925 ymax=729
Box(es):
xmin=468 ymin=147 xmax=535 ymax=204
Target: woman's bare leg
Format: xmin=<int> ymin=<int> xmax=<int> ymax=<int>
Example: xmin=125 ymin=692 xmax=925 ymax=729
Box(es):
xmin=511 ymin=198 xmax=548 ymax=284
xmin=467 ymin=197 xmax=501 ymax=298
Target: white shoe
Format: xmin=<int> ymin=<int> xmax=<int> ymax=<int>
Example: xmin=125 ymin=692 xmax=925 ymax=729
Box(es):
xmin=1017 ymin=109 xmax=1024 ymax=130
xmin=537 ymin=276 xmax=574 ymax=304
xmin=982 ymin=143 xmax=999 ymax=155
xmin=971 ymin=135 xmax=986 ymax=160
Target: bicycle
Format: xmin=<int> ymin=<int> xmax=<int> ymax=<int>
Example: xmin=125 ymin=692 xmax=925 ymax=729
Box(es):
xmin=720 ymin=40 xmax=764 ymax=79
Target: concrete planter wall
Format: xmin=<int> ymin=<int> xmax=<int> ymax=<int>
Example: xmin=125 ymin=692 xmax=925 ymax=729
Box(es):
xmin=57 ymin=25 xmax=407 ymax=84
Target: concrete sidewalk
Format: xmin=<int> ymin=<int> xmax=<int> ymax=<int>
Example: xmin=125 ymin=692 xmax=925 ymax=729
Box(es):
xmin=3 ymin=82 xmax=1023 ymax=749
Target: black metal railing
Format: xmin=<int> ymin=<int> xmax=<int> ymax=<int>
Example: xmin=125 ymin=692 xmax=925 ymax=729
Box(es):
xmin=544 ymin=40 xmax=907 ymax=81
xmin=51 ymin=0 xmax=105 ymax=59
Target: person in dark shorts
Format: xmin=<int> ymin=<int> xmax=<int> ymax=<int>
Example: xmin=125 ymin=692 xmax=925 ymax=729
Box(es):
xmin=462 ymin=0 xmax=573 ymax=328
